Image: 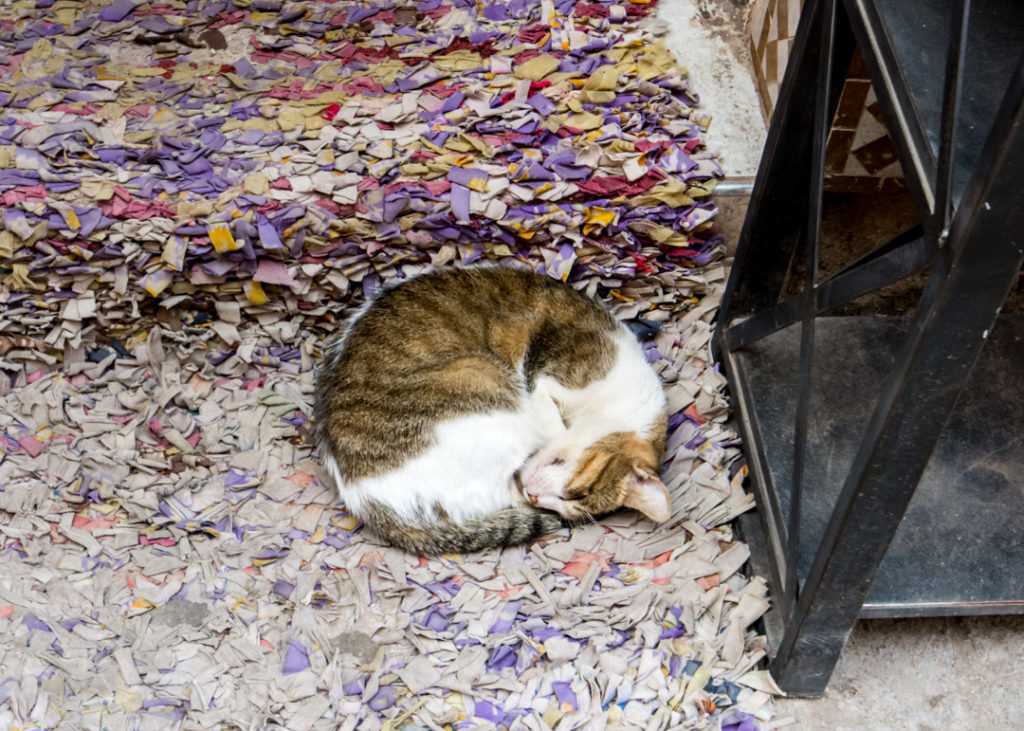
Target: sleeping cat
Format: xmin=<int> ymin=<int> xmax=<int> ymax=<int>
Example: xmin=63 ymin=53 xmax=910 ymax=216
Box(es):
xmin=313 ymin=266 xmax=671 ymax=554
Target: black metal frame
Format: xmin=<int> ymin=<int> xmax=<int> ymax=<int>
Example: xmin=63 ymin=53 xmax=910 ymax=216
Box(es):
xmin=716 ymin=0 xmax=1024 ymax=696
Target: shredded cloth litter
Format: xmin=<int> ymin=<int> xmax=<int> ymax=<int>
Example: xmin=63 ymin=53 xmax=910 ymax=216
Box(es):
xmin=0 ymin=0 xmax=781 ymax=728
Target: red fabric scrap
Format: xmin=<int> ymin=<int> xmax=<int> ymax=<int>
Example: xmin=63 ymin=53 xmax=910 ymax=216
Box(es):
xmin=210 ymin=9 xmax=245 ymax=28
xmin=314 ymin=199 xmax=341 ymax=214
xmin=501 ymin=79 xmax=551 ymax=104
xmin=575 ymin=2 xmax=610 ymax=18
xmin=140 ymin=535 xmax=177 ymax=547
xmin=51 ymin=104 xmax=102 ymax=116
xmin=576 ymin=168 xmax=668 ymax=196
xmin=366 ymin=10 xmax=397 ymax=23
xmin=340 ymin=77 xmax=385 ymax=94
xmin=518 ymin=24 xmax=549 ymax=44
xmin=512 ymin=49 xmax=543 ymax=65
xmin=124 ymin=104 xmax=152 ymax=118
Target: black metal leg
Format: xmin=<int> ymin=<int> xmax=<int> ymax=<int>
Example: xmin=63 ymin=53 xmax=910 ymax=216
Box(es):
xmin=787 ymin=0 xmax=839 ymax=609
xmin=715 ymin=0 xmax=856 ymax=333
xmin=770 ymin=50 xmax=1024 ymax=697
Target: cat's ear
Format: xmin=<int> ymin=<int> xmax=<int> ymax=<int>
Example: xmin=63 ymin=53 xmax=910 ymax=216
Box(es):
xmin=623 ymin=466 xmax=672 ymax=523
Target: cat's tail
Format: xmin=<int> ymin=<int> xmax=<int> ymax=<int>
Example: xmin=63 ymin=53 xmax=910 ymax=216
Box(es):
xmin=362 ymin=506 xmax=566 ymax=555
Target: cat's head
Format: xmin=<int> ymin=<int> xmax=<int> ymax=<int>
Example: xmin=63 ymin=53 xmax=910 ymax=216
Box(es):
xmin=520 ymin=430 xmax=671 ymax=524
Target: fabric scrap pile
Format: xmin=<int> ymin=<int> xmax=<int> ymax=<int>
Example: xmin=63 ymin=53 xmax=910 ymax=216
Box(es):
xmin=0 ymin=0 xmax=780 ymax=728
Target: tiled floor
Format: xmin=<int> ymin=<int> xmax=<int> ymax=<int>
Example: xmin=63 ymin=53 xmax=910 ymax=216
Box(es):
xmin=658 ymin=1 xmax=1024 ymax=729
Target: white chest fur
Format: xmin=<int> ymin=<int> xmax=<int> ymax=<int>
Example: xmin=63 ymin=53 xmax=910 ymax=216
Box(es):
xmin=328 ymin=401 xmax=556 ymax=525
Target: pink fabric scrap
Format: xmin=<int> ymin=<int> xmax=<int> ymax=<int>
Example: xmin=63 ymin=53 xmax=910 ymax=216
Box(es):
xmin=253 ymin=259 xmax=299 ymax=287
xmin=18 ymin=435 xmax=44 ymax=457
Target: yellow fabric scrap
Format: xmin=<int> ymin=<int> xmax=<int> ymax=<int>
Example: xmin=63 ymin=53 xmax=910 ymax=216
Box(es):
xmin=59 ymin=208 xmax=81 ymax=231
xmin=243 ymin=174 xmax=269 ymax=196
xmin=398 ymin=213 xmax=424 ymax=231
xmin=244 ymin=279 xmax=269 ymax=305
xmin=7 ymin=86 xmax=46 ymax=104
xmin=433 ymin=50 xmax=483 ymax=72
xmin=584 ymin=64 xmax=620 ymax=91
xmin=386 ymin=34 xmax=417 ymax=47
xmin=542 ymin=704 xmax=563 ymax=726
xmin=4 ymin=263 xmax=44 ymax=290
xmin=209 ymin=226 xmax=241 ymax=253
xmin=583 ymin=207 xmax=617 ymax=234
xmin=606 ymin=139 xmax=636 ymax=153
xmin=488 ymin=243 xmax=515 ymax=257
xmin=176 ymin=198 xmax=215 ymax=222
xmin=21 ymin=39 xmax=61 ymax=78
xmin=443 ymin=137 xmax=473 ymax=153
xmin=221 ymin=72 xmax=251 ymax=90
xmin=687 ymin=179 xmax=717 ymax=198
xmin=579 ymin=90 xmax=615 ymax=104
xmin=93 ymin=500 xmax=121 ymax=515
xmin=458 ymin=132 xmax=494 ymax=157
xmin=314 ymin=60 xmax=343 ymax=81
xmin=564 ymin=111 xmax=603 ymax=130
xmin=304 ymin=116 xmax=328 ymax=131
xmin=53 ymin=4 xmax=80 ymax=27
xmin=80 ymin=179 xmax=115 ymax=201
xmin=334 ymin=514 xmax=359 ymax=531
xmin=514 ymin=54 xmax=562 ymax=81
xmin=685 ymin=663 xmax=713 ymax=700
xmin=368 ymin=59 xmax=411 ymax=83
xmin=0 ymin=232 xmax=16 ymax=259
xmin=419 ymin=137 xmax=447 ymax=154
xmin=400 ymin=162 xmax=430 ymax=176
xmin=648 ymin=225 xmax=689 ymax=247
xmin=277 ymin=107 xmax=305 ymax=132
xmin=634 ymin=180 xmax=696 ymax=207
xmin=115 ymin=688 xmax=144 ymax=714
xmin=638 ymin=40 xmax=677 ymax=80
xmin=544 ymin=113 xmax=567 ymax=133
xmin=131 ymin=66 xmax=168 ymax=77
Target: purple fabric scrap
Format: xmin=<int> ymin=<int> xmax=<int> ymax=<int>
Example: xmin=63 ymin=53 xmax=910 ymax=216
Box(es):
xmin=97 ymin=0 xmax=138 ymax=22
xmin=282 ymin=640 xmax=310 ymax=674
xmin=552 ymin=680 xmax=578 ymax=709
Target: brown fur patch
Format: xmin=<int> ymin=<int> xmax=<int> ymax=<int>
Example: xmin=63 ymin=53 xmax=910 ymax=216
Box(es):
xmin=564 ymin=427 xmax=666 ymax=519
xmin=314 ymin=267 xmax=621 ymax=482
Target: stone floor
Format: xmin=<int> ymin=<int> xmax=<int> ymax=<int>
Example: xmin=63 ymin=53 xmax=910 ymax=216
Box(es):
xmin=658 ymin=1 xmax=1024 ymax=729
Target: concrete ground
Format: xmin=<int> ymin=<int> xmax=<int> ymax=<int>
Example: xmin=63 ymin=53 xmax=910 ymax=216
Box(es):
xmin=658 ymin=1 xmax=1024 ymax=729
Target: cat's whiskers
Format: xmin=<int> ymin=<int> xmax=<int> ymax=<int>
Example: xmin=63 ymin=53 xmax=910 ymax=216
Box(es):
xmin=575 ymin=504 xmax=599 ymax=526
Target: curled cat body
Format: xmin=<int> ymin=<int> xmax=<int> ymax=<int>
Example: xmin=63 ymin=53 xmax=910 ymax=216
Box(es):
xmin=313 ymin=266 xmax=671 ymax=554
